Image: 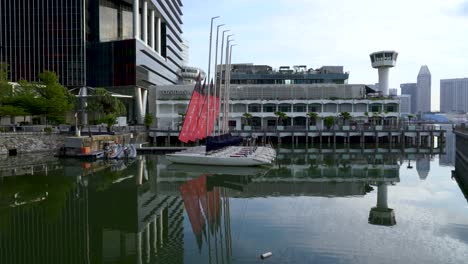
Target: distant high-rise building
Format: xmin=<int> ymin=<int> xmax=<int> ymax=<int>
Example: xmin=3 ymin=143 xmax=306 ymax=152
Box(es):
xmin=416 ymin=66 xmax=431 ymax=113
xmin=440 ymin=78 xmax=468 ymax=113
xmin=400 ymin=94 xmax=411 ymax=114
xmin=389 ymin=88 xmax=398 ymax=96
xmin=181 ymin=38 xmax=190 ymax=66
xmin=400 ymin=83 xmax=417 ymax=113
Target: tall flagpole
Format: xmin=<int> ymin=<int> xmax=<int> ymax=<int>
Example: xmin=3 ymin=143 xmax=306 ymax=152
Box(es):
xmin=218 ymin=30 xmax=230 ymax=134
xmin=206 ymin=16 xmax=220 ymax=138
xmin=213 ymin=24 xmax=224 ymax=136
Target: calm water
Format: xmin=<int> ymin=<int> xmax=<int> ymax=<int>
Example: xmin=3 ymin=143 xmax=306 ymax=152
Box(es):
xmin=1 ymin=137 xmax=468 ymax=263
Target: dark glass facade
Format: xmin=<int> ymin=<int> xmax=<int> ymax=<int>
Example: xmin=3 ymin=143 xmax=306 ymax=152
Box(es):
xmin=0 ymin=0 xmax=183 ymax=89
xmin=0 ymin=0 xmax=85 ymax=86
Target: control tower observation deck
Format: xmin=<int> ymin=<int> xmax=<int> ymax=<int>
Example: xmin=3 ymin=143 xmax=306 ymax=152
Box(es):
xmin=370 ymin=51 xmax=398 ymax=96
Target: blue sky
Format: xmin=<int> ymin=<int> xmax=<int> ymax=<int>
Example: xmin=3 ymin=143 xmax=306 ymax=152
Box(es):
xmin=182 ymin=0 xmax=468 ymax=111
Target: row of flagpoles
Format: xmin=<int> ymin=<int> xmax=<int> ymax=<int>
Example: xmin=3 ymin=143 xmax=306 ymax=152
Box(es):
xmin=178 ymin=16 xmax=236 ymax=143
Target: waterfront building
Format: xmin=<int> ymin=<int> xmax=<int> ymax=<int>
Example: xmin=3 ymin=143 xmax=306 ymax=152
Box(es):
xmin=416 ymin=66 xmax=432 ymax=113
xmin=220 ymin=63 xmax=349 ymax=85
xmin=400 ymin=83 xmax=417 ymax=114
xmin=153 ymin=83 xmax=400 ymax=130
xmin=400 ymin=94 xmax=411 ymax=115
xmin=440 ymin=78 xmax=468 ymax=113
xmin=0 ymin=0 xmax=184 ymax=124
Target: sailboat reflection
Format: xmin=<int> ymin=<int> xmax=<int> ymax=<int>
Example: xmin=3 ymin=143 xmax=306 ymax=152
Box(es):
xmin=179 ymin=173 xmax=248 ymax=263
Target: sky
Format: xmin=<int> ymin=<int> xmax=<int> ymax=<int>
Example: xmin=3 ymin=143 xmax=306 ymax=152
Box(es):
xmin=181 ymin=0 xmax=468 ymax=111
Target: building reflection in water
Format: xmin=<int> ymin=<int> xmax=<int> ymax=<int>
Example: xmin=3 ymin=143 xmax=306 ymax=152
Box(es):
xmin=416 ymin=155 xmax=431 ymax=180
xmin=87 ymin=156 xmax=184 ymax=264
xmin=0 ymin=168 xmax=89 ymax=264
xmin=0 ymin=146 xmax=446 ymax=263
xmin=440 ymin=128 xmax=456 ymax=167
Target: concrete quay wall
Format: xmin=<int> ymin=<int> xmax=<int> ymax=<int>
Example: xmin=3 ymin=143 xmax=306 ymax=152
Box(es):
xmin=0 ymin=132 xmax=149 ymax=155
xmin=0 ymin=133 xmax=66 ymax=155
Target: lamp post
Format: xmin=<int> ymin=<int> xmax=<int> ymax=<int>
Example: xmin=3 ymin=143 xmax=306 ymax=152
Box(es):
xmin=206 ymin=16 xmax=220 ymax=138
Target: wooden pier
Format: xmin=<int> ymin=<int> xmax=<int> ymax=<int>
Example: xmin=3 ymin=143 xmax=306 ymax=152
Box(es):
xmin=150 ymin=125 xmax=446 ymax=148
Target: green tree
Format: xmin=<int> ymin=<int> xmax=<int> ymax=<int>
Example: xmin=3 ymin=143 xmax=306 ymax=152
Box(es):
xmin=274 ymin=111 xmax=288 ymax=126
xmin=13 ymin=71 xmax=75 ymax=124
xmin=0 ymin=64 xmax=24 ymax=121
xmin=339 ymin=111 xmax=351 ymax=125
xmin=1 ymin=69 xmax=74 ymax=124
xmin=242 ymin=112 xmax=253 ymax=126
xmin=324 ymin=116 xmax=335 ymax=129
xmin=307 ymin=112 xmax=319 ymax=125
xmin=86 ymin=88 xmax=126 ymax=131
xmin=144 ymin=113 xmax=155 ymax=129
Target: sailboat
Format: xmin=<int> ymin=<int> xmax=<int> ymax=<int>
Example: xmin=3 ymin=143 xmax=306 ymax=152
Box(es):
xmin=166 ymin=77 xmax=276 ymax=167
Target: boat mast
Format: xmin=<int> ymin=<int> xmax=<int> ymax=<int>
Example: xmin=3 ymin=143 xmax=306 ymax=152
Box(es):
xmin=223 ymin=37 xmax=234 ymax=134
xmin=206 ymin=16 xmax=220 ymax=138
xmin=213 ymin=24 xmax=224 ymax=136
xmin=218 ymin=30 xmax=230 ymax=135
xmin=224 ymin=43 xmax=236 ymax=133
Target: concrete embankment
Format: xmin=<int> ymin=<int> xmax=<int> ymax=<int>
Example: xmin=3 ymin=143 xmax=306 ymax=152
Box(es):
xmin=0 ymin=132 xmax=148 ymax=155
xmin=0 ymin=133 xmax=66 ymax=155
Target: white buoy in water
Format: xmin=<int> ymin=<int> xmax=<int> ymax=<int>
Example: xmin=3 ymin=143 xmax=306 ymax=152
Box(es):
xmin=260 ymin=252 xmax=272 ymax=259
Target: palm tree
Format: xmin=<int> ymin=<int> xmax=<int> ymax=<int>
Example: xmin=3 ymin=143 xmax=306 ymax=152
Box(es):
xmin=339 ymin=111 xmax=351 ymax=125
xmin=307 ymin=112 xmax=319 ymax=126
xmin=274 ymin=111 xmax=288 ymax=126
xmin=324 ymin=116 xmax=335 ymax=129
xmin=242 ymin=112 xmax=253 ymax=127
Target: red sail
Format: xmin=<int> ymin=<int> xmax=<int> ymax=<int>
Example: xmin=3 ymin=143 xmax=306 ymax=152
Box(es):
xmin=195 ymin=84 xmax=209 ymax=140
xmin=178 ymin=77 xmax=202 ymax=143
xmin=187 ymin=81 xmax=206 ymax=142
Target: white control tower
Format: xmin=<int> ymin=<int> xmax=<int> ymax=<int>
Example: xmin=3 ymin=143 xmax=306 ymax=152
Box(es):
xmin=370 ymin=51 xmax=398 ymax=96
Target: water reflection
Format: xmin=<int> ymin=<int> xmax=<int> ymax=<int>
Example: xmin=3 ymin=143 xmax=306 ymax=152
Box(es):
xmin=452 ymin=130 xmax=468 ymax=203
xmin=1 ymin=140 xmax=467 ymax=263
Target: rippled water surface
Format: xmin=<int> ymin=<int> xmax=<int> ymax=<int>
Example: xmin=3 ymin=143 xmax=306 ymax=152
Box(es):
xmin=1 ymin=138 xmax=468 ymax=263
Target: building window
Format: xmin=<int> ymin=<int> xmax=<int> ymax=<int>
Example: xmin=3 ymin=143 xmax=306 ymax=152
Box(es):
xmin=278 ymin=104 xmax=291 ymax=112
xmin=293 ymin=105 xmax=306 ymax=112
xmin=248 ymin=104 xmax=261 ymax=112
xmin=370 ymin=105 xmax=381 ymax=112
xmin=264 ymin=104 xmax=276 ymax=112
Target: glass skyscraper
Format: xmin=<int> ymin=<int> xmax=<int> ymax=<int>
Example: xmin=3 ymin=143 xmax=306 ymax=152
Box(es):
xmin=0 ymin=0 xmax=184 ymax=124
xmin=440 ymin=78 xmax=468 ymax=113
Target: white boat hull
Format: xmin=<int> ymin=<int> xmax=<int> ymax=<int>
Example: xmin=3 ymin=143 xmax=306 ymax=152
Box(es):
xmin=166 ymin=146 xmax=276 ymax=167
